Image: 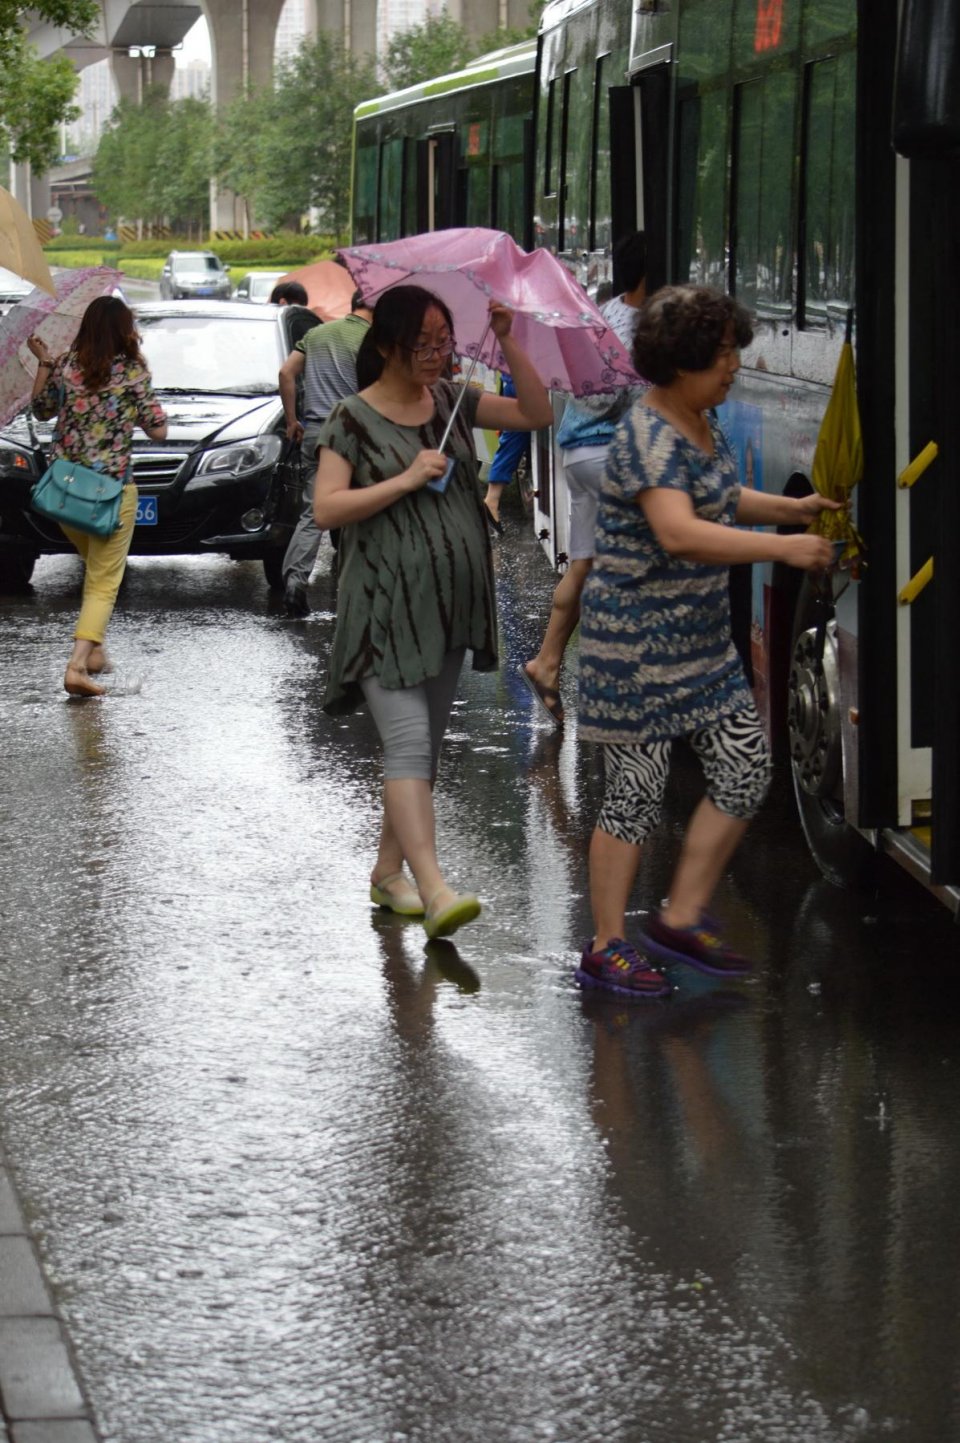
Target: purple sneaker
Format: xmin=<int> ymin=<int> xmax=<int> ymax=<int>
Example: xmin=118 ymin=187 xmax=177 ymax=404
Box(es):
xmin=576 ymin=938 xmax=673 ymax=1001
xmin=641 ymin=914 xmax=753 ymax=977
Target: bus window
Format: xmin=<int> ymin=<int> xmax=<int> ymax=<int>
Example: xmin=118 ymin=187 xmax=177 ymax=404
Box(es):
xmin=803 ymin=0 xmax=856 ymax=49
xmin=676 ymin=88 xmax=728 ymax=287
xmin=559 ymin=69 xmax=582 ymax=252
xmin=378 ymin=137 xmax=403 ymax=241
xmin=403 ymin=138 xmax=420 ymax=236
xmin=591 ymin=55 xmax=612 ymax=254
xmin=544 ymin=76 xmax=558 ymax=197
xmin=735 ymin=0 xmax=799 ymax=60
xmin=354 ymin=136 xmax=378 ymax=244
xmin=678 ymin=0 xmax=733 ymax=83
xmin=800 ymin=50 xmax=855 ymax=325
xmin=461 ymin=120 xmax=491 ymax=227
xmin=493 ymin=112 xmax=527 ymax=241
xmin=494 ymin=160 xmax=526 ymax=241
xmin=731 ymin=70 xmax=795 ymax=311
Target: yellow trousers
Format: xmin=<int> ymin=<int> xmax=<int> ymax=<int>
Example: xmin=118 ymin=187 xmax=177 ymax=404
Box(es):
xmin=60 ymin=484 xmax=138 ymax=644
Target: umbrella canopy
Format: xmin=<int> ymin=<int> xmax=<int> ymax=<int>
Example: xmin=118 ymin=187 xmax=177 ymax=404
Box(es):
xmin=0 ymin=186 xmax=55 ymax=296
xmin=0 ymin=266 xmax=123 ymax=428
xmin=278 ymin=258 xmax=357 ymax=321
xmin=810 ymin=331 xmax=864 ymax=560
xmin=337 ymin=227 xmax=640 ymax=396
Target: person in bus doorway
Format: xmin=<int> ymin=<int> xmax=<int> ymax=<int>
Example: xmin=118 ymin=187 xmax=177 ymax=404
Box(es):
xmin=278 ymin=288 xmax=373 ymax=616
xmin=520 ymin=230 xmax=648 ymax=725
xmin=313 ymin=284 xmax=551 ymax=941
xmin=576 ymin=285 xmax=842 ymax=998
xmin=482 ymin=372 xmax=530 ymax=533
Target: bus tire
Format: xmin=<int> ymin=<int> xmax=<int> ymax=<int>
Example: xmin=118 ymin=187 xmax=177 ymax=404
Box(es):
xmin=788 ymin=579 xmax=875 ymax=891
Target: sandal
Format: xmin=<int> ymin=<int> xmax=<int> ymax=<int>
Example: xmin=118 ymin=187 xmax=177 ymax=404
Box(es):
xmin=370 ymin=871 xmax=425 ymax=917
xmin=423 ymin=889 xmax=481 ymax=940
xmin=518 ymin=663 xmax=564 ymax=726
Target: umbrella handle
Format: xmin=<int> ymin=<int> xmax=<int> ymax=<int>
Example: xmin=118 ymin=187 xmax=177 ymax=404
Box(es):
xmin=438 ymin=319 xmax=493 ymax=453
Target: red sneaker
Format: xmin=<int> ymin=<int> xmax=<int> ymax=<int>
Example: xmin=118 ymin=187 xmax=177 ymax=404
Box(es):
xmin=576 ymin=938 xmax=673 ymax=1000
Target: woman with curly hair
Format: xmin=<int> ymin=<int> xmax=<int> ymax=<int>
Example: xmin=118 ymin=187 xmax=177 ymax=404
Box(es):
xmin=29 ymin=296 xmax=167 ymax=698
xmin=576 ymin=285 xmax=841 ymax=999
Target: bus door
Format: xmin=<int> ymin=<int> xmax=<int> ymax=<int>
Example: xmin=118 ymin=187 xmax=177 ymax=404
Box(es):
xmin=892 ymin=0 xmax=960 ymax=889
xmin=424 ymin=130 xmax=456 ymax=231
xmin=615 ymin=52 xmax=671 ymax=292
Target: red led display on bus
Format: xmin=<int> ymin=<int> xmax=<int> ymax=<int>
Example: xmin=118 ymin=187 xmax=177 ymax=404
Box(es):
xmin=755 ymin=0 xmax=785 ymax=52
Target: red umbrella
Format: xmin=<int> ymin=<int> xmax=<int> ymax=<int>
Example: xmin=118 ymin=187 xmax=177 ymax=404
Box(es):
xmin=278 ymin=259 xmax=356 ymax=321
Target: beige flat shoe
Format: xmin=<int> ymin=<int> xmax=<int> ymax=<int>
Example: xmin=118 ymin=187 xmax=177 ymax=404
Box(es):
xmin=370 ymin=871 xmax=425 ymax=917
xmin=423 ymin=889 xmax=481 ymax=940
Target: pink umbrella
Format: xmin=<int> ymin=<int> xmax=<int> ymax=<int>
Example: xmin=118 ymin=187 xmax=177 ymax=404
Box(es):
xmin=0 ymin=265 xmax=123 ymax=427
xmin=337 ymin=227 xmax=641 ymax=398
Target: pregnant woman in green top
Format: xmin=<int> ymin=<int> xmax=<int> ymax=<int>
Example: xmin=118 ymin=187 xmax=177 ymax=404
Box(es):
xmin=314 ymin=284 xmax=551 ymax=940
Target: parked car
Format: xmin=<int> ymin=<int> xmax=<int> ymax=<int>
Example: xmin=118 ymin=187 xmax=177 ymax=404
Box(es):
xmin=0 ymin=300 xmax=321 ymax=591
xmin=233 ymin=270 xmax=287 ymax=304
xmin=0 ymin=265 xmax=34 ymax=315
xmin=159 ymin=250 xmax=231 ymax=301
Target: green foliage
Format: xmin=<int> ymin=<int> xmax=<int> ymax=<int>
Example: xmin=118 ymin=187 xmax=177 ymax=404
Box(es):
xmin=43 ymin=234 xmax=121 ymax=253
xmin=217 ymin=33 xmax=376 ymax=240
xmin=0 ymin=3 xmax=98 ymax=170
xmin=381 ymin=6 xmax=543 ymax=92
xmin=93 ymin=90 xmax=214 ymax=233
xmin=382 ymin=11 xmax=482 ymax=91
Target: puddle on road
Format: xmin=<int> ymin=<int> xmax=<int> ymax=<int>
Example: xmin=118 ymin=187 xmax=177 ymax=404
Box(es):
xmin=1 ymin=547 xmax=958 ymax=1443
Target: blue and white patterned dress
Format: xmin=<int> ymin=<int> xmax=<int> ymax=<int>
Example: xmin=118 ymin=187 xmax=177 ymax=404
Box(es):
xmin=578 ymin=404 xmax=754 ymax=744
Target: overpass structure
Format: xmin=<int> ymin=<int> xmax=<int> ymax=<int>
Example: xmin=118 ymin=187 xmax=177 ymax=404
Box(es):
xmin=17 ymin=0 xmax=530 ymax=229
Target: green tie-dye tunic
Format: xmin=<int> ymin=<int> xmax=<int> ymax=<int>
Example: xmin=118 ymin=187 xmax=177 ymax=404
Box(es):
xmin=317 ymin=380 xmax=497 ymax=716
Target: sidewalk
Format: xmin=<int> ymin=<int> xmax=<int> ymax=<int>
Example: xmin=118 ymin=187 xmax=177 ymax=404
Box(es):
xmin=0 ymin=1140 xmax=98 ymax=1443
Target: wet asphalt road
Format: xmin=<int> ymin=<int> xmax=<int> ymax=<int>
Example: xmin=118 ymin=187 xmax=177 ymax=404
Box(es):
xmin=1 ymin=523 xmax=959 ymax=1443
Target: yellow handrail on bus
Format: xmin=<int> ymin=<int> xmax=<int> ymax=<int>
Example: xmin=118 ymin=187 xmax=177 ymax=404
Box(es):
xmin=897 ymin=441 xmax=939 ymax=488
xmin=898 ymin=557 xmax=934 ymax=604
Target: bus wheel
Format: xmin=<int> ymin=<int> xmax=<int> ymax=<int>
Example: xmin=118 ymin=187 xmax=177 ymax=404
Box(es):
xmin=787 ymin=582 xmax=875 ymax=890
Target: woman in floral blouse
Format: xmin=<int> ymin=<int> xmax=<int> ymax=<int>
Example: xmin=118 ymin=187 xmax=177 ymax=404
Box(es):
xmin=29 ymin=296 xmax=167 ymax=697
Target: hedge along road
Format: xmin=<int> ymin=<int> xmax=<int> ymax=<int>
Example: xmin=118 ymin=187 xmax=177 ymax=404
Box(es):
xmin=1 ymin=528 xmax=959 ymax=1443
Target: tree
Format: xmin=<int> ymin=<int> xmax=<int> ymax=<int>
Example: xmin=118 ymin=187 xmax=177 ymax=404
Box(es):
xmin=217 ymin=33 xmax=376 ymax=239
xmin=381 ymin=4 xmax=545 ymax=92
xmin=381 ymin=11 xmax=482 ymax=92
xmin=93 ymin=91 xmax=213 ymax=234
xmin=1 ymin=2 xmax=99 ymax=171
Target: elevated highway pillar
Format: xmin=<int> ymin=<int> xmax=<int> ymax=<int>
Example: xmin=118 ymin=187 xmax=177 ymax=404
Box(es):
xmin=111 ymin=49 xmax=176 ymax=105
xmin=203 ymin=0 xmax=287 ymax=230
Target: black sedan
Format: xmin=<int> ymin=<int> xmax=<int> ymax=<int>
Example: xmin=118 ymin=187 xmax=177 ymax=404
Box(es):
xmin=0 ymin=300 xmax=319 ymax=591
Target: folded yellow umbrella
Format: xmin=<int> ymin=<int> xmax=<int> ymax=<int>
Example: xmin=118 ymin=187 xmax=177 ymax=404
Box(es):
xmin=0 ymin=185 xmax=55 ymax=296
xmin=810 ymin=312 xmax=864 ymax=561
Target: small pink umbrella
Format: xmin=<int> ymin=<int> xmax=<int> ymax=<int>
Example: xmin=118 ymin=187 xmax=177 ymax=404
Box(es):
xmin=338 ymin=227 xmax=640 ymax=398
xmin=0 ymin=265 xmax=123 ymax=428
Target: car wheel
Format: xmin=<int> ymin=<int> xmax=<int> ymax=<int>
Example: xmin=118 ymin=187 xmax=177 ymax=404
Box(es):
xmin=787 ymin=578 xmax=875 ymax=890
xmin=262 ymin=546 xmax=286 ymax=592
xmin=0 ymin=549 xmax=38 ymax=592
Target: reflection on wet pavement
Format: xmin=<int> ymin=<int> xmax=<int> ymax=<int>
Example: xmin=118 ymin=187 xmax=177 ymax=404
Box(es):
xmin=1 ymin=533 xmax=959 ymax=1443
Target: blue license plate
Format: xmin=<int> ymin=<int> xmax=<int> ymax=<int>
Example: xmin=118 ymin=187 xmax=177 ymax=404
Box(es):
xmin=136 ymin=495 xmax=158 ymax=526
xmin=196 ymin=287 xmax=213 ymax=296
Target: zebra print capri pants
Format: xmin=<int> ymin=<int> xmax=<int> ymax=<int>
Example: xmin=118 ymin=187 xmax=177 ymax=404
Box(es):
xmin=597 ymin=708 xmax=773 ymax=847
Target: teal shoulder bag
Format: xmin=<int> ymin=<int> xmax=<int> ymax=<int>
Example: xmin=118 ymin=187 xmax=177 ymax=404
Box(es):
xmin=30 ymin=372 xmax=124 ymax=537
xmin=31 ymin=457 xmax=124 ymax=538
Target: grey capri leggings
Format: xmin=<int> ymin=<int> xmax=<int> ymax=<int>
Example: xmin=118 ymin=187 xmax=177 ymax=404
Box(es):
xmin=598 ymin=708 xmax=773 ymax=847
xmin=360 ymin=649 xmax=466 ymax=782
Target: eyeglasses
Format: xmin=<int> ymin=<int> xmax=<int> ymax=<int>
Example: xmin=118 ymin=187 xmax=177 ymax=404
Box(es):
xmin=404 ymin=338 xmax=455 ymax=361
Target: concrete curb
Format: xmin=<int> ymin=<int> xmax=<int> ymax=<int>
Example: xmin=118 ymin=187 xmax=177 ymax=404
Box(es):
xmin=0 ymin=1145 xmax=99 ymax=1443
